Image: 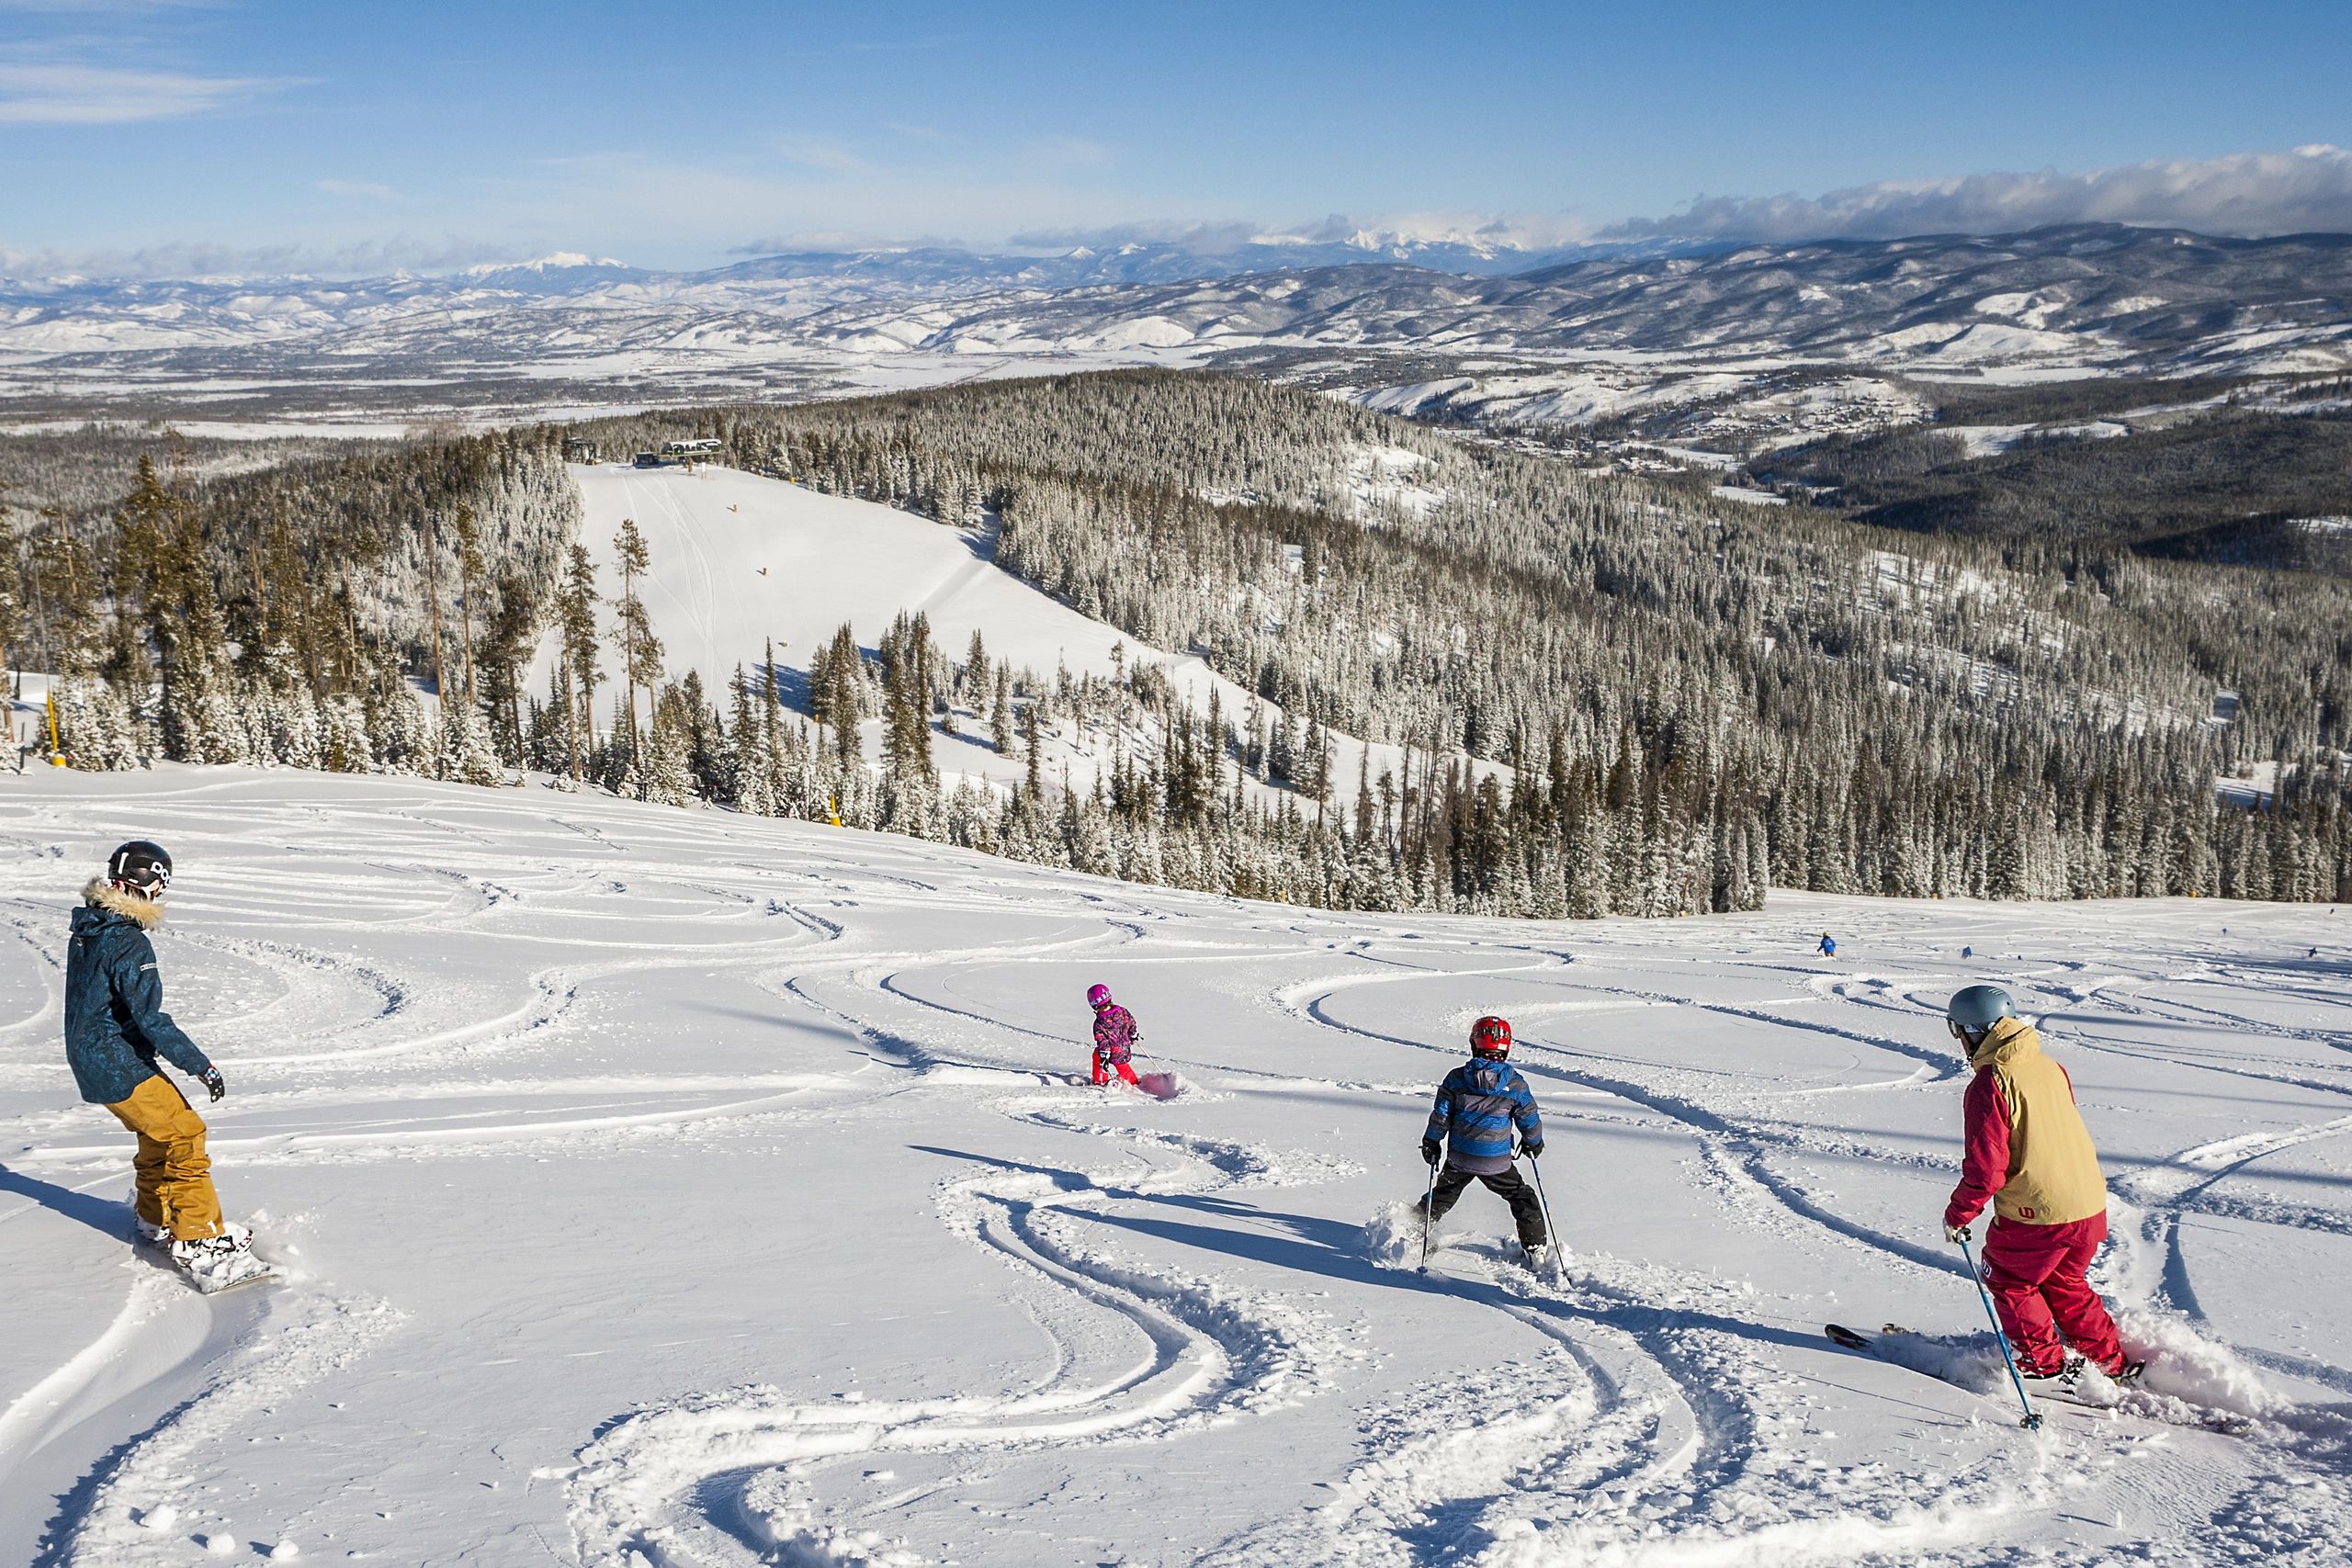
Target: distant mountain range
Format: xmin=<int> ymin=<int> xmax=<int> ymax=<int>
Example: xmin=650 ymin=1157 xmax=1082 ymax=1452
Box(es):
xmin=2 ymin=225 xmax=2347 ymax=435
xmin=0 ymin=230 xmax=1633 ymax=347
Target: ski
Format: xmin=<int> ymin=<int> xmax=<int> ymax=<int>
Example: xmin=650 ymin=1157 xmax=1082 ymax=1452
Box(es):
xmin=1824 ymin=1324 xmax=2246 ymax=1434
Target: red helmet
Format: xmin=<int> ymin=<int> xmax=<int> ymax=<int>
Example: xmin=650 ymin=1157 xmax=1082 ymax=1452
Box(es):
xmin=1470 ymin=1016 xmax=1512 ymax=1058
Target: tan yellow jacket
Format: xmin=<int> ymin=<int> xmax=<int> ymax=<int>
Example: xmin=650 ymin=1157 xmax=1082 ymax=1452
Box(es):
xmin=1944 ymin=1019 xmax=2108 ymax=1228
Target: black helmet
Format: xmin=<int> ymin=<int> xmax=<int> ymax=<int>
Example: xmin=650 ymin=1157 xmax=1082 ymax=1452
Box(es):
xmin=108 ymin=840 xmax=173 ymax=898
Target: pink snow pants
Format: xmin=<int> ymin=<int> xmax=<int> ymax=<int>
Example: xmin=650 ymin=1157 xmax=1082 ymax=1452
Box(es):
xmin=1980 ymin=1213 xmax=2124 ymax=1375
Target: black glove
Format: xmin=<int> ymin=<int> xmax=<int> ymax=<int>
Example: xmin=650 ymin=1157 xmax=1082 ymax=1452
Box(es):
xmin=1420 ymin=1138 xmax=1442 ymax=1167
xmin=1521 ymin=1141 xmax=1544 ymax=1161
xmin=200 ymin=1067 xmax=225 ymax=1103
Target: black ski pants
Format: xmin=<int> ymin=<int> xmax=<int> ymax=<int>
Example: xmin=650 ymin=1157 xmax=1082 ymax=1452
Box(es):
xmin=1423 ymin=1161 xmax=1546 ymax=1247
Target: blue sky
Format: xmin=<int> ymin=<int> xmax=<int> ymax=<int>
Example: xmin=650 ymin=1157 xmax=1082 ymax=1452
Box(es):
xmin=5 ymin=0 xmax=2349 ymax=274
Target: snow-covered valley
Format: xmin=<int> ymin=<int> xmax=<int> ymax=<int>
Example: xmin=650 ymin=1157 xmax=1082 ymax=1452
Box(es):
xmin=4 ymin=767 xmax=2349 ymax=1564
xmin=6 ymin=223 xmax=2347 ymax=463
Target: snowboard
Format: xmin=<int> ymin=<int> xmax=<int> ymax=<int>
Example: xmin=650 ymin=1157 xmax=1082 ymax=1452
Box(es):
xmin=185 ymin=1258 xmax=280 ymax=1295
xmin=136 ymin=1226 xmax=280 ymax=1295
xmin=1066 ymin=1070 xmax=1183 ymax=1100
xmin=1134 ymin=1070 xmax=1182 ymax=1100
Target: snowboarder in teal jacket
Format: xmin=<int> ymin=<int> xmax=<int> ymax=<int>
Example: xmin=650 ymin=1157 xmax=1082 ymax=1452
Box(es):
xmin=1419 ymin=1016 xmax=1547 ymax=1262
xmin=66 ymin=841 xmax=266 ymax=1291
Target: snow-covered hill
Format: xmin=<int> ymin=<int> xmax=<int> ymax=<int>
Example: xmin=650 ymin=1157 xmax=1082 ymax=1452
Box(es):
xmin=543 ymin=461 xmax=1453 ymax=806
xmin=3 ymin=768 xmax=2348 ymax=1563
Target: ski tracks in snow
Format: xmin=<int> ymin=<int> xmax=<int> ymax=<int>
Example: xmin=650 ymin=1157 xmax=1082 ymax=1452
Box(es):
xmin=560 ymin=1100 xmax=1358 ymax=1567
xmin=7 ymin=777 xmax=2351 ymax=1562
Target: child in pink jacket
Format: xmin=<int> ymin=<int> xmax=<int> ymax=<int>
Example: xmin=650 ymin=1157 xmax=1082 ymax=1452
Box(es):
xmin=1087 ymin=983 xmax=1140 ymax=1087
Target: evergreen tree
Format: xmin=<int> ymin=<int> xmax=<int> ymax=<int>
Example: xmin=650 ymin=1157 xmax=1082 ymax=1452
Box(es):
xmin=610 ymin=518 xmax=662 ymax=766
xmin=557 ymin=544 xmax=601 ymax=784
xmin=989 ymin=666 xmax=1015 ymax=755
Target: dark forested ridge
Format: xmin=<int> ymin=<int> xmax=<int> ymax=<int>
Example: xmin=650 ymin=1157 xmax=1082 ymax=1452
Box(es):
xmin=8 ymin=370 xmax=2349 ymax=915
xmin=1761 ymin=394 xmax=2352 ymax=575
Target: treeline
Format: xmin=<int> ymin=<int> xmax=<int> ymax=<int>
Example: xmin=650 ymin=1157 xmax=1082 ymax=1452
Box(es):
xmin=8 ymin=427 xmax=577 ymax=782
xmin=573 ymin=370 xmax=2352 ymax=907
xmin=0 ymin=423 xmax=370 ymax=519
xmin=1763 ymin=405 xmax=2352 ymax=570
xmin=10 ymin=372 xmax=2349 ymax=916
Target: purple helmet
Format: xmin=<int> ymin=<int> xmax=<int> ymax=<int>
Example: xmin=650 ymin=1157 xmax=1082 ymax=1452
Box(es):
xmin=1087 ymin=983 xmax=1114 ymax=1010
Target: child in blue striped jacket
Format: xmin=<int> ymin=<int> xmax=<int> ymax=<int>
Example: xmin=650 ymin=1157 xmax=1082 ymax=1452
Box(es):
xmin=1419 ymin=1015 xmax=1548 ymax=1266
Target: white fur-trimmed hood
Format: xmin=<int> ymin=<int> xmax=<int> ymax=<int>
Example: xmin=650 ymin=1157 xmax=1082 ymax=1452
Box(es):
xmin=81 ymin=877 xmax=165 ymax=931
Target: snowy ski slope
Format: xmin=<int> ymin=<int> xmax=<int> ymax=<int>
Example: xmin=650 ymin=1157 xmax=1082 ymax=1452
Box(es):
xmin=542 ymin=460 xmax=1475 ymax=804
xmin=2 ymin=767 xmax=2349 ymax=1564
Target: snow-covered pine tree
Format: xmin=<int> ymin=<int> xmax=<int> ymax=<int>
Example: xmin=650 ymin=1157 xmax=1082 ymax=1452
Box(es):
xmin=557 ymin=544 xmax=600 ymax=785
xmin=989 ymin=666 xmax=1015 ymax=755
xmin=436 ymin=693 xmax=504 ymax=786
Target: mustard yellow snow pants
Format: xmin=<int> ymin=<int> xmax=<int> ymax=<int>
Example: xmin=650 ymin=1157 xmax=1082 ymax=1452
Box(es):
xmin=107 ymin=1074 xmax=223 ymax=1240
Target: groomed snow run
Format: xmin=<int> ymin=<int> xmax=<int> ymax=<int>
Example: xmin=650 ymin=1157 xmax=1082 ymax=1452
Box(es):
xmin=537 ymin=461 xmax=1476 ymax=809
xmin=4 ymin=766 xmax=2350 ymax=1564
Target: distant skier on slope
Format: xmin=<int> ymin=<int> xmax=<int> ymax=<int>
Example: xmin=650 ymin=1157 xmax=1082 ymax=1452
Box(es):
xmin=1818 ymin=932 xmax=1837 ymax=958
xmin=64 ymin=841 xmax=269 ymax=1292
xmin=1941 ymin=985 xmax=2139 ymax=1391
xmin=1419 ymin=1017 xmax=1548 ymax=1269
xmin=1087 ymin=983 xmax=1141 ymax=1088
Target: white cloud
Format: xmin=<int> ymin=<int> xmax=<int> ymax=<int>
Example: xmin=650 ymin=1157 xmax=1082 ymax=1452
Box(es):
xmin=1607 ymin=145 xmax=2352 ymax=243
xmin=0 ymin=235 xmax=511 ymax=279
xmin=1001 ymin=219 xmax=1266 ymax=254
xmin=774 ymin=138 xmax=876 ymax=178
xmin=316 ymin=177 xmax=396 ymax=201
xmin=1271 ymin=210 xmax=1597 ymax=251
xmin=1001 ymin=211 xmax=1596 ymax=256
xmin=0 ymin=2 xmax=219 ymax=11
xmin=727 ymin=229 xmax=966 ymax=255
xmin=0 ymin=61 xmax=289 ymax=123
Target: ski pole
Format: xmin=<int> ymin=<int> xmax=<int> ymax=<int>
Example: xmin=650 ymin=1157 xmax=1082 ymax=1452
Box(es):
xmin=1527 ymin=1156 xmax=1563 ymax=1281
xmin=1418 ymin=1155 xmax=1439 ymax=1273
xmin=1957 ymin=1234 xmax=2042 ymax=1430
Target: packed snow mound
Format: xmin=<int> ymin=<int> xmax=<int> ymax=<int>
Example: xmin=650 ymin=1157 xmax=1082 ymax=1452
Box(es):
xmin=4 ymin=767 xmax=2350 ymax=1564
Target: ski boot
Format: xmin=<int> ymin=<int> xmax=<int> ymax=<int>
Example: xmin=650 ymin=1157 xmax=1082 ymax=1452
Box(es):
xmin=2108 ymin=1359 xmax=2147 ymax=1388
xmin=128 ymin=1187 xmax=170 ymax=1247
xmin=1520 ymin=1240 xmax=1551 ymax=1275
xmin=168 ymin=1222 xmax=274 ymax=1294
xmin=2019 ymin=1355 xmax=2086 ymax=1394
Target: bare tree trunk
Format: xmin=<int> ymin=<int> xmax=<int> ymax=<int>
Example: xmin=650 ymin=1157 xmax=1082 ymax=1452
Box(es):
xmin=424 ymin=518 xmax=446 ymax=697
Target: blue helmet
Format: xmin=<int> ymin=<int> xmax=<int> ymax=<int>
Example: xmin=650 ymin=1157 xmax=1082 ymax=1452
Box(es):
xmin=1946 ymin=984 xmax=2014 ymax=1040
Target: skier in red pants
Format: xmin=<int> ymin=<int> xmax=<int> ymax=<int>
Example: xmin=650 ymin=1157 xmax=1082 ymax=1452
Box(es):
xmin=1086 ymin=983 xmax=1140 ymax=1088
xmin=1942 ymin=985 xmax=2143 ymax=1390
